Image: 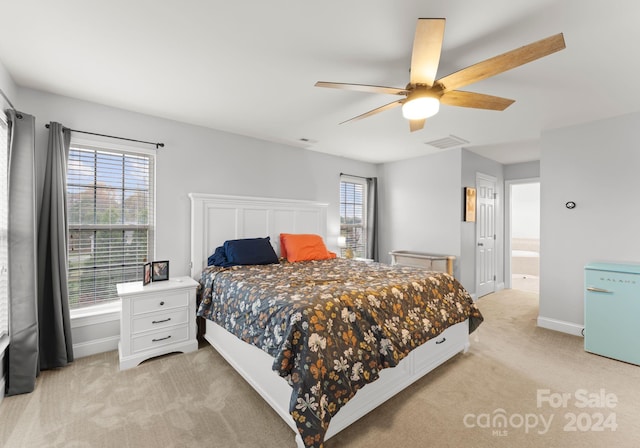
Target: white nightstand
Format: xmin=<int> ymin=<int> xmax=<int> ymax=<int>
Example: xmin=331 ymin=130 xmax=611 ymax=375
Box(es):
xmin=117 ymin=276 xmax=199 ymax=370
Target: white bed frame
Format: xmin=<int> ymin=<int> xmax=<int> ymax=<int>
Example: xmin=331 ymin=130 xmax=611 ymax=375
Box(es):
xmin=189 ymin=193 xmax=470 ymax=447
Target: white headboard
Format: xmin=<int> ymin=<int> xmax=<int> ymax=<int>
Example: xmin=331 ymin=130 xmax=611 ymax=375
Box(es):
xmin=189 ymin=193 xmax=329 ymax=278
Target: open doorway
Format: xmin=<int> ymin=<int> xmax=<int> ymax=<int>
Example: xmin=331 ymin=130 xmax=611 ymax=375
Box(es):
xmin=507 ymin=181 xmax=540 ymax=293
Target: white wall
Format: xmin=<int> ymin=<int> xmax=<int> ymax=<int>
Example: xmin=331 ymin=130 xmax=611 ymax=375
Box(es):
xmin=505 ymin=160 xmax=540 ymax=180
xmin=377 ymin=148 xmax=506 ymax=295
xmin=377 ymin=149 xmax=462 ymax=275
xmin=16 ymin=87 xmax=377 ymax=356
xmin=18 ymin=88 xmax=377 ymax=271
xmin=0 ymin=60 xmax=16 ymax=110
xmin=539 ymin=112 xmax=640 ymax=335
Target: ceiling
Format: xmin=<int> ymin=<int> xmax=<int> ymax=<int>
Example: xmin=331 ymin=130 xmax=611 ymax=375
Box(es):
xmin=1 ymin=0 xmax=639 ymax=164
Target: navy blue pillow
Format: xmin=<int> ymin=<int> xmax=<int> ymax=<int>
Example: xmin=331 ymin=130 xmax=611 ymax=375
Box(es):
xmin=223 ymin=237 xmax=279 ymax=266
xmin=208 ymin=245 xmax=233 ymax=267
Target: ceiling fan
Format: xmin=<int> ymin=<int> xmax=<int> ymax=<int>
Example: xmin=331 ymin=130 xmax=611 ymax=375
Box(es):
xmin=316 ymin=18 xmax=565 ymax=132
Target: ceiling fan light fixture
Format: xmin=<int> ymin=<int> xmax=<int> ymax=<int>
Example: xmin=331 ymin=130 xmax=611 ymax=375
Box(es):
xmin=402 ymin=96 xmax=440 ymax=120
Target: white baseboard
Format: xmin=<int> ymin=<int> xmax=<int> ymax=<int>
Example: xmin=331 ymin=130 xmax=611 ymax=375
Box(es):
xmin=537 ymin=316 xmax=584 ymax=337
xmin=497 ymin=282 xmax=505 ymax=291
xmin=73 ymin=335 xmax=120 ymax=359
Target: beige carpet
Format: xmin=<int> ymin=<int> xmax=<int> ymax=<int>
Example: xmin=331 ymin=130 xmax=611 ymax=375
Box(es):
xmin=2 ymin=289 xmax=639 ymax=447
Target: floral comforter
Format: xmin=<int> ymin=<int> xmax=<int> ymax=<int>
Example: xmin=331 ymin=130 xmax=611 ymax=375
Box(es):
xmin=197 ymin=258 xmax=483 ymax=448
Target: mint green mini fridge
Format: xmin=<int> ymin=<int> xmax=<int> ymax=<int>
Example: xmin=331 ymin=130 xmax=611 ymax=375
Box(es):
xmin=584 ymin=262 xmax=640 ymax=366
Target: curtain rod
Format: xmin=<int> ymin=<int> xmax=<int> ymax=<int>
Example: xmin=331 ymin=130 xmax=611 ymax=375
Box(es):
xmin=0 ymin=87 xmax=16 ymax=112
xmin=45 ymin=124 xmax=164 ymax=149
xmin=340 ymin=172 xmax=372 ymax=180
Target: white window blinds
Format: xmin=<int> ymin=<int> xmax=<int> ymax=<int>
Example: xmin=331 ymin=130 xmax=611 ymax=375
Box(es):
xmin=67 ymin=143 xmax=155 ymax=309
xmin=339 ymin=178 xmax=367 ymax=258
xmin=0 ymin=114 xmax=9 ymax=337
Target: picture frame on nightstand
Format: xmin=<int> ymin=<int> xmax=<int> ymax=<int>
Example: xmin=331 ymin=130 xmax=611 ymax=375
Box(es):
xmin=142 ymin=262 xmax=152 ymax=285
xmin=152 ymin=260 xmax=169 ymax=282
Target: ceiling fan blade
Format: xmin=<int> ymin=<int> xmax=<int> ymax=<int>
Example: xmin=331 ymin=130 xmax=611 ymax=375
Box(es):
xmin=410 ymin=18 xmax=446 ymax=87
xmin=440 ymin=90 xmax=515 ymax=110
xmin=315 ymin=81 xmax=406 ymax=96
xmin=437 ymin=33 xmax=566 ymax=92
xmin=409 ymin=118 xmax=426 ymax=132
xmin=339 ymin=100 xmax=403 ymax=124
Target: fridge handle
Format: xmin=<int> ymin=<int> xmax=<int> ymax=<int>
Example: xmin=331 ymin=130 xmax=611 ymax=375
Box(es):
xmin=586 ymin=286 xmax=614 ymax=293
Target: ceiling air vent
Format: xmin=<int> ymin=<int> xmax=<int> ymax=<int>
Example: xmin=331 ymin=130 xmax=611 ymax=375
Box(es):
xmin=424 ymin=135 xmax=469 ymax=150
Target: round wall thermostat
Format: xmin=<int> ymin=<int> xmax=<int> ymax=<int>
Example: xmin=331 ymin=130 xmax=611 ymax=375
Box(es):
xmin=565 ymin=201 xmax=576 ymax=209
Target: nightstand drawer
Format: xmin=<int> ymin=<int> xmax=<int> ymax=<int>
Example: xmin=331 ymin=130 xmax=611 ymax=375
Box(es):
xmin=132 ymin=290 xmax=189 ymax=315
xmin=132 ymin=308 xmax=189 ymax=334
xmin=132 ymin=325 xmax=189 ymax=353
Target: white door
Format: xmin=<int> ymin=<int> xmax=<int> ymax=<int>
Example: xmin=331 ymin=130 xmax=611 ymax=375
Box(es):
xmin=476 ymin=174 xmax=496 ymax=297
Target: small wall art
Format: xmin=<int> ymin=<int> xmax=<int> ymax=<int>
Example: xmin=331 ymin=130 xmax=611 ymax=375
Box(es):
xmin=464 ymin=187 xmax=476 ymax=222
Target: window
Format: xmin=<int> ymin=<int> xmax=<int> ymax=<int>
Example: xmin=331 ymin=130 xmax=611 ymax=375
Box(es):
xmin=67 ymin=142 xmax=154 ymax=309
xmin=339 ymin=177 xmax=367 ymax=258
xmin=0 ymin=113 xmax=8 ymax=337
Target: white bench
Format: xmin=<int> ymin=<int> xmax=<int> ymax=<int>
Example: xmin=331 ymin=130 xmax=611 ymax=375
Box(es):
xmin=389 ymin=250 xmax=456 ymax=276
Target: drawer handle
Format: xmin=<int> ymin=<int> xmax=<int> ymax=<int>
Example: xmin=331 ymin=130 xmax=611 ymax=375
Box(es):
xmin=435 ymin=337 xmax=446 ymax=345
xmin=152 ymin=318 xmax=171 ymax=324
xmin=159 ymin=301 xmax=165 ymax=306
xmin=152 ymin=335 xmax=172 ymax=342
xmin=586 ymin=286 xmax=613 ymax=294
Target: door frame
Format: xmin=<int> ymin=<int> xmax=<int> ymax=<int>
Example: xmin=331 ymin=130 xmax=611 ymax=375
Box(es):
xmin=504 ymin=177 xmax=540 ymax=289
xmin=475 ymin=172 xmax=497 ymax=297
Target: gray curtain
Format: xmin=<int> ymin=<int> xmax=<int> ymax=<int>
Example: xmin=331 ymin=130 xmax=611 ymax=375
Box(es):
xmin=37 ymin=122 xmax=73 ymax=369
xmin=366 ymin=177 xmax=379 ymax=261
xmin=6 ymin=111 xmax=39 ymax=395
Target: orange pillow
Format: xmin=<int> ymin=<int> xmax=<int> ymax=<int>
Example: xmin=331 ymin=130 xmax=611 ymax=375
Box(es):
xmin=280 ymin=233 xmax=337 ymax=262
